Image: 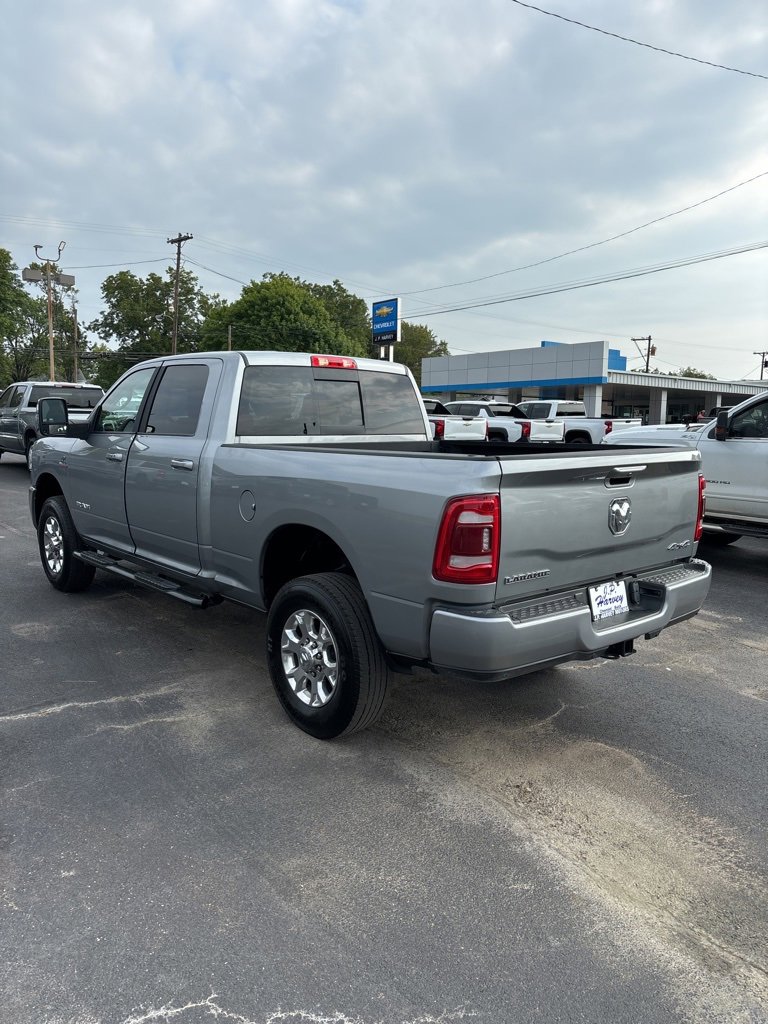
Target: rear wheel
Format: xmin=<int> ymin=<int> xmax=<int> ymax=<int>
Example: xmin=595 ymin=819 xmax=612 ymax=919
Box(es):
xmin=38 ymin=496 xmax=96 ymax=592
xmin=266 ymin=572 xmax=389 ymax=739
xmin=566 ymin=432 xmax=590 ymax=445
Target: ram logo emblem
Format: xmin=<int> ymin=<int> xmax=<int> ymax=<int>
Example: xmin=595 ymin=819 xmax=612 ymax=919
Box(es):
xmin=608 ymin=497 xmax=631 ymax=535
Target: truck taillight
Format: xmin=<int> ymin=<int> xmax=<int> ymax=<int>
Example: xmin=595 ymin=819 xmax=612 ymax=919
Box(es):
xmin=310 ymin=355 xmax=358 ymax=369
xmin=695 ymin=473 xmax=706 ymax=541
xmin=433 ymin=418 xmax=445 ymax=439
xmin=604 ymin=420 xmax=613 ymax=435
xmin=433 ymin=495 xmax=500 ymax=584
xmin=520 ymin=420 xmax=531 ymax=441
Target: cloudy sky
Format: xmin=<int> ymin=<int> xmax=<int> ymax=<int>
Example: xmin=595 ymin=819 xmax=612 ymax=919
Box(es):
xmin=2 ymin=0 xmax=766 ymax=379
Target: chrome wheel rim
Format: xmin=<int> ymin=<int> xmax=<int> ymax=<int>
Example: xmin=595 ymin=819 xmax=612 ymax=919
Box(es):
xmin=281 ymin=608 xmax=338 ymax=707
xmin=43 ymin=515 xmax=64 ymax=575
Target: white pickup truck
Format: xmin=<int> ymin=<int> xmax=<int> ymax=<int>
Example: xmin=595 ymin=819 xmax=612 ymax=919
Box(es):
xmin=443 ymin=401 xmax=565 ymax=443
xmin=602 ymin=390 xmax=768 ymax=545
xmin=421 ymin=399 xmax=488 ymax=441
xmin=516 ymin=400 xmax=642 ymax=444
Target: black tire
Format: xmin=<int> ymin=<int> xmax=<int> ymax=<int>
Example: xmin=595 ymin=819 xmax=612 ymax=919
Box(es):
xmin=566 ymin=432 xmax=590 ymax=445
xmin=38 ymin=496 xmax=96 ymax=593
xmin=488 ymin=431 xmax=506 ymax=442
xmin=700 ymin=531 xmax=742 ymax=547
xmin=266 ymin=572 xmax=390 ymax=739
xmin=24 ymin=434 xmax=37 ymax=471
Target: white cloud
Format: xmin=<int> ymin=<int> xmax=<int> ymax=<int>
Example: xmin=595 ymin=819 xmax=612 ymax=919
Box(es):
xmin=1 ymin=0 xmax=767 ymax=377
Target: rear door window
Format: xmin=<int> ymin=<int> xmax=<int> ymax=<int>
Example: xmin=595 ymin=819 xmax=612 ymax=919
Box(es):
xmin=144 ymin=365 xmax=210 ymax=437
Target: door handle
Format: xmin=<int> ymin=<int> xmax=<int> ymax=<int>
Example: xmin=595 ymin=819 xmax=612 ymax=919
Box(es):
xmin=170 ymin=458 xmax=195 ymax=471
xmin=106 ymin=452 xmax=124 ymax=462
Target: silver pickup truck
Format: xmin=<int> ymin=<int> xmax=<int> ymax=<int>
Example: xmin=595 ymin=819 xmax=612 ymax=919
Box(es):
xmin=29 ymin=351 xmax=711 ymax=739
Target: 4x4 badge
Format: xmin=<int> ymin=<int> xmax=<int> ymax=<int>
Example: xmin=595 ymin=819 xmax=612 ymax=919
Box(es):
xmin=609 ymin=497 xmax=631 ymax=535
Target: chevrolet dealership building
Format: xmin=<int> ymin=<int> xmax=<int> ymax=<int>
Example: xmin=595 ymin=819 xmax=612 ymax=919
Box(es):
xmin=420 ymin=340 xmax=766 ymax=424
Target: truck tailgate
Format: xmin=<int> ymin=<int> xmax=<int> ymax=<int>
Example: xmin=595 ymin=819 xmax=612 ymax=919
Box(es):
xmin=527 ymin=420 xmax=565 ymax=442
xmin=430 ymin=415 xmax=488 ymax=441
xmin=495 ymin=447 xmax=702 ymax=601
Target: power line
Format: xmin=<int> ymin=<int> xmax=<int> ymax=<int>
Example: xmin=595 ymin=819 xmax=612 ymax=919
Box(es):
xmin=183 ymin=256 xmax=248 ymax=286
xmin=405 ymin=240 xmax=768 ymax=319
xmin=62 ymin=258 xmax=168 ymax=270
xmin=394 ymin=170 xmax=768 ymax=298
xmin=507 ymin=0 xmax=768 ymax=80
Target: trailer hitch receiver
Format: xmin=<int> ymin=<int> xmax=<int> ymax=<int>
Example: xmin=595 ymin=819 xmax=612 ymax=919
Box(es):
xmin=603 ymin=639 xmax=636 ymax=660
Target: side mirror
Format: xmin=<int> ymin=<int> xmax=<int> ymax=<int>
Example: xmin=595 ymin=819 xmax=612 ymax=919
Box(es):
xmin=37 ymin=397 xmax=69 ymax=436
xmin=715 ymin=409 xmax=729 ymax=442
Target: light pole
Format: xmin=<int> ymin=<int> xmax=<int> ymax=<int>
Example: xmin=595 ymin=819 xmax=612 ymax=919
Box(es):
xmin=22 ymin=242 xmax=75 ymax=382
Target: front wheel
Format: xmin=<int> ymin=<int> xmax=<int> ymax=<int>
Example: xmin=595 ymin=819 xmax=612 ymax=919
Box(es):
xmin=266 ymin=572 xmax=390 ymax=739
xmin=38 ymin=496 xmax=96 ymax=592
xmin=25 ymin=437 xmax=35 ymax=471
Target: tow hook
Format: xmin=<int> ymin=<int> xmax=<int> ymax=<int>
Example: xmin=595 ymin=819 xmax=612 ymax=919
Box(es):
xmin=603 ymin=639 xmax=635 ymax=659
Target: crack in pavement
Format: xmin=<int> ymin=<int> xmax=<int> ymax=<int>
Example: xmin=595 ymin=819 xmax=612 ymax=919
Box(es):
xmin=0 ymin=685 xmax=180 ymax=724
xmin=120 ymin=995 xmax=474 ymax=1024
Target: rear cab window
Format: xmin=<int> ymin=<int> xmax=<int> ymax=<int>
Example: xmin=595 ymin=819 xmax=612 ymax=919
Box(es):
xmin=236 ymin=364 xmax=425 ymax=437
xmin=28 ymin=386 xmax=103 ymax=408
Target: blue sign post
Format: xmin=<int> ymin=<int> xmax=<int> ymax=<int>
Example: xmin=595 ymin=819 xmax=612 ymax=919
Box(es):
xmin=372 ymin=298 xmax=400 ymax=361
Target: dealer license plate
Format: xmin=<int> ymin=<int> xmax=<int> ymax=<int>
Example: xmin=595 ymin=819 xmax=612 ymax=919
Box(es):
xmin=588 ymin=580 xmax=629 ymax=620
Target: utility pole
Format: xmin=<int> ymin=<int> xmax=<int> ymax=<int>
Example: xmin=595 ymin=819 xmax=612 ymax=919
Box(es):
xmin=753 ymin=351 xmax=768 ymax=381
xmin=632 ymin=335 xmax=655 ymax=373
xmin=228 ymin=324 xmax=232 ymax=351
xmin=72 ymin=297 xmax=79 ymax=381
xmin=22 ymin=241 xmax=73 ymax=382
xmin=167 ymin=232 xmax=193 ymax=355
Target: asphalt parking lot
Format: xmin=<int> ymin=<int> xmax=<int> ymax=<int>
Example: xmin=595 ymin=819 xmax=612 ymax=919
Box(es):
xmin=2 ymin=452 xmax=767 ymax=1024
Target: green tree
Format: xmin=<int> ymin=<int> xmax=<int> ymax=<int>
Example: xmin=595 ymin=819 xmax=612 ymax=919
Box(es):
xmin=304 ymin=278 xmax=371 ymax=352
xmin=671 ymin=366 xmax=717 ymax=380
xmin=88 ymin=266 xmax=224 ymax=387
xmin=201 ymin=273 xmax=368 ymax=357
xmin=393 ymin=322 xmax=450 ymax=386
xmin=0 ymin=249 xmax=49 ymax=386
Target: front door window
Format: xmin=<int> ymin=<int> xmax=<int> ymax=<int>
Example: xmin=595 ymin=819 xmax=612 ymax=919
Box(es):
xmin=95 ymin=369 xmax=156 ymax=433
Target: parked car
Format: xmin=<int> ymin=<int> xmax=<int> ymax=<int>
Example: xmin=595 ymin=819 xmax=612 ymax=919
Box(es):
xmin=0 ymin=381 xmax=104 ymax=469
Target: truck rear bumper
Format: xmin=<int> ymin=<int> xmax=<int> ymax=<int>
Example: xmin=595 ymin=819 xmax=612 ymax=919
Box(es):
xmin=428 ymin=559 xmax=711 ymax=681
